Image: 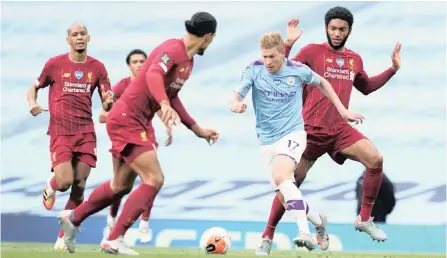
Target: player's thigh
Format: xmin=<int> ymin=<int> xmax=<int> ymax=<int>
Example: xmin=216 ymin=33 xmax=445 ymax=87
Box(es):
xmin=302 ymin=125 xmax=332 ymax=162
xmin=333 ymin=125 xmax=382 ymax=168
xmin=72 ymin=159 xmax=92 ymax=188
xmin=260 ymin=143 xmax=278 ymax=190
xmin=340 ymin=139 xmax=383 ymax=168
xmin=271 ymin=131 xmax=307 ymax=184
xmin=50 ymin=135 xmax=75 ymax=185
xmin=276 ymin=130 xmax=307 ymax=166
xmin=111 ymin=156 xmax=137 ymax=194
xmin=125 ymin=144 xmax=164 ymax=189
xmin=74 ymin=133 xmax=97 ymax=168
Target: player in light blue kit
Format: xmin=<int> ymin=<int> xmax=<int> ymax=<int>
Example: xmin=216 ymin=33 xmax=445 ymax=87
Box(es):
xmin=231 ymin=32 xmax=364 ymax=253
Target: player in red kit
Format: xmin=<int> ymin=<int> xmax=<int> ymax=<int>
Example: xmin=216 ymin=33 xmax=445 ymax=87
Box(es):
xmin=58 ymin=12 xmax=219 ymax=255
xmin=255 ymin=7 xmax=401 ymax=255
xmin=99 ymin=49 xmax=172 ymax=243
xmin=26 ymin=24 xmax=113 ymax=251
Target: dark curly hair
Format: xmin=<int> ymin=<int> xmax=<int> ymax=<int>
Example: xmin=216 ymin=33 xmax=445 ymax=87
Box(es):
xmin=126 ymin=49 xmax=147 ymax=65
xmin=325 ymin=6 xmax=354 ymax=29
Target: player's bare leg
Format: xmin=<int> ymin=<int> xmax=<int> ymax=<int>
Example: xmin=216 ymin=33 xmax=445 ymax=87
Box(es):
xmin=43 ymin=161 xmax=74 ymax=210
xmin=101 ymin=149 xmax=162 ymax=255
xmin=341 ymin=139 xmax=387 ymax=241
xmin=55 ymin=161 xmax=90 ymax=251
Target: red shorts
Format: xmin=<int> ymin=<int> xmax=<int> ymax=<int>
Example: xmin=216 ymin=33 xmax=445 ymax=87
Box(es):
xmin=49 ymin=132 xmax=97 ymax=170
xmin=106 ymin=115 xmax=158 ymax=165
xmin=303 ymin=123 xmax=367 ymax=165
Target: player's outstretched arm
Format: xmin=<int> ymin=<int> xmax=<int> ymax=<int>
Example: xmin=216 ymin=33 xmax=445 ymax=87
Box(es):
xmin=354 ymin=43 xmax=401 ymax=95
xmin=316 ymin=74 xmax=364 ymax=124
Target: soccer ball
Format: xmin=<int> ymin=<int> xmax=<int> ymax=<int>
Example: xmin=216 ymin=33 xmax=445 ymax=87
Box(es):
xmin=200 ymin=227 xmax=232 ymax=255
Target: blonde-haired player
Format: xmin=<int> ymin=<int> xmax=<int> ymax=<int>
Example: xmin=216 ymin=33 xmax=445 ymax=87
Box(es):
xmin=231 ymin=32 xmax=364 ymax=253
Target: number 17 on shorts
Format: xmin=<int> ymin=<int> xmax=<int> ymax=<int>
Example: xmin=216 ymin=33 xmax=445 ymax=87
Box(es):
xmin=280 ymin=131 xmax=306 ymax=161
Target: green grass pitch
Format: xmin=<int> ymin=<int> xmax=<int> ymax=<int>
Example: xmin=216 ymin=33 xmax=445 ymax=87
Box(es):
xmin=1 ymin=243 xmax=445 ymax=258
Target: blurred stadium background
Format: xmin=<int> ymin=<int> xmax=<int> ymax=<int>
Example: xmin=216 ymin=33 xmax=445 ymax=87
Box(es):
xmin=1 ymin=1 xmax=446 ymax=255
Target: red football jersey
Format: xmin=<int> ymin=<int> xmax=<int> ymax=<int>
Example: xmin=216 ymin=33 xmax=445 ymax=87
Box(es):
xmin=291 ymin=43 xmax=366 ymax=130
xmin=112 ymin=39 xmax=195 ymax=129
xmin=111 ymin=77 xmax=132 ymax=99
xmin=36 ymin=54 xmax=111 ymax=135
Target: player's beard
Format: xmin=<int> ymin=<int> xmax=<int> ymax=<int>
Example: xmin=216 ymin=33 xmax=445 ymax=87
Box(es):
xmin=197 ymin=48 xmax=205 ymax=56
xmin=75 ymin=48 xmax=86 ymax=54
xmin=326 ymin=31 xmax=349 ymax=51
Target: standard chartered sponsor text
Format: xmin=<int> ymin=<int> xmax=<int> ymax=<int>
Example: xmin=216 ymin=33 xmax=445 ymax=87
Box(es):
xmin=324 ymin=66 xmax=351 ymax=80
xmin=63 ymin=81 xmax=91 ymax=93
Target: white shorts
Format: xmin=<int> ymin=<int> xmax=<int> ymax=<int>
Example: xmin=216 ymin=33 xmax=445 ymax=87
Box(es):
xmin=260 ymin=130 xmax=307 ymax=191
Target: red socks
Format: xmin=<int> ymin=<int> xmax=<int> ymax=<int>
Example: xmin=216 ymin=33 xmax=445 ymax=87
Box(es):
xmin=72 ymin=181 xmax=117 ymax=227
xmin=261 ymin=195 xmax=285 ymax=239
xmin=108 ymin=184 xmax=158 ymax=240
xmin=58 ymin=196 xmax=84 ymax=238
xmin=360 ymin=168 xmax=383 ymax=221
xmin=141 ymin=203 xmax=153 ymax=221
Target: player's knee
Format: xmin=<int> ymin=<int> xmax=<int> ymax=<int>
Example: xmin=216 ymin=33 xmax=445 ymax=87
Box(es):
xmin=140 ymin=171 xmax=164 ymax=190
xmin=55 ymin=176 xmax=73 ymax=192
xmin=114 ymin=184 xmax=133 ymax=197
xmin=272 ymin=171 xmax=290 ymax=186
xmin=272 ymin=155 xmax=295 ymax=186
xmin=71 ymin=180 xmax=86 ymax=196
xmin=366 ymin=153 xmax=383 ymax=168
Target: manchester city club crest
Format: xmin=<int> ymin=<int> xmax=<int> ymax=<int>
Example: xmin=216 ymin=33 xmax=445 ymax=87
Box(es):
xmin=336 ymin=57 xmax=345 ymax=67
xmin=74 ymin=71 xmax=84 ymax=79
xmin=286 ymin=77 xmax=296 ymax=86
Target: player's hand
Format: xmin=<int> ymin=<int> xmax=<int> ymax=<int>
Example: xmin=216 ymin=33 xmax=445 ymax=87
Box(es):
xmin=160 ymin=101 xmax=180 ymax=128
xmin=165 ymin=126 xmax=173 ymax=146
xmin=104 ymin=90 xmax=114 ymax=104
xmin=230 ymin=102 xmax=247 ymax=113
xmin=341 ymin=110 xmax=364 ymax=124
xmin=391 ymin=42 xmax=401 ymax=72
xmin=29 ymin=103 xmax=48 ymax=116
xmin=285 ymin=18 xmax=303 ymax=47
xmin=196 ymin=128 xmax=219 ymax=145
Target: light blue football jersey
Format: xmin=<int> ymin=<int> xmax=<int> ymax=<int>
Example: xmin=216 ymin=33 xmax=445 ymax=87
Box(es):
xmin=235 ymin=58 xmax=320 ymax=145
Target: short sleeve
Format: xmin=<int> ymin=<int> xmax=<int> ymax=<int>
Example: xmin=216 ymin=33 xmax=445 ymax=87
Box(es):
xmin=292 ymin=44 xmax=313 ymax=65
xmin=35 ymin=60 xmax=53 ymax=89
xmin=299 ymin=64 xmax=320 ymax=86
xmin=111 ymin=79 xmax=127 ymax=99
xmin=234 ymin=64 xmax=254 ymax=98
xmin=97 ymin=63 xmax=111 ymax=93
